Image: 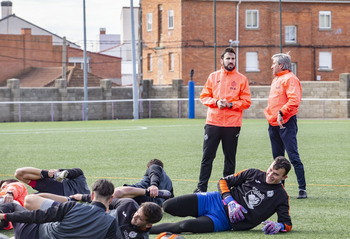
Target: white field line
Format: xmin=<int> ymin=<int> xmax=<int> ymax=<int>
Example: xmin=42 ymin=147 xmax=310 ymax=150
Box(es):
xmin=0 ymin=126 xmax=148 ymax=135
xmin=0 ymin=124 xmax=203 ymax=135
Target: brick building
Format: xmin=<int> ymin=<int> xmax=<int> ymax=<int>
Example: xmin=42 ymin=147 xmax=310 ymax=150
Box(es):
xmin=0 ymin=29 xmax=122 ymax=86
xmin=142 ymin=0 xmax=350 ymax=85
xmin=0 ymin=1 xmax=122 ymax=87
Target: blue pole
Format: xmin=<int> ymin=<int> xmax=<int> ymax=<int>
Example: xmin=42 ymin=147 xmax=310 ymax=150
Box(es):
xmin=188 ymin=69 xmax=195 ymax=119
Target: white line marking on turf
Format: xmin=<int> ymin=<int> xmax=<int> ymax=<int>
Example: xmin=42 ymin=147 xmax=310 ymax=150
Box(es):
xmin=0 ymin=126 xmax=148 ymax=135
xmin=0 ymin=124 xmax=203 ymax=135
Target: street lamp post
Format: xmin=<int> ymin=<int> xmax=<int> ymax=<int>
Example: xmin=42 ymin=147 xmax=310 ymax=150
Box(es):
xmin=131 ymin=0 xmax=139 ymax=119
xmin=83 ymin=0 xmax=88 ymax=120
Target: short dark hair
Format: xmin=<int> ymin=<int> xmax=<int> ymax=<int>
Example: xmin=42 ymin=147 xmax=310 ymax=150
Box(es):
xmin=140 ymin=202 xmax=163 ymax=224
xmin=147 ymin=159 xmax=164 ymax=168
xmin=221 ymin=47 xmax=236 ymax=59
xmin=91 ymin=179 xmax=114 ymax=197
xmin=273 ymin=156 xmax=291 ymax=176
xmin=0 ymin=179 xmax=19 ymax=189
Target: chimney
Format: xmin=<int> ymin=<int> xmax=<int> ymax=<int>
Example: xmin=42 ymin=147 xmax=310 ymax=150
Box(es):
xmin=100 ymin=27 xmax=106 ymax=35
xmin=21 ymin=28 xmax=32 ymax=35
xmin=1 ymin=1 xmax=12 ymax=19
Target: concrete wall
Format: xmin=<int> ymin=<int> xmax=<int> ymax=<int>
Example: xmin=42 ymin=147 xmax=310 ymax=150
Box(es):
xmin=0 ymin=74 xmax=349 ymax=122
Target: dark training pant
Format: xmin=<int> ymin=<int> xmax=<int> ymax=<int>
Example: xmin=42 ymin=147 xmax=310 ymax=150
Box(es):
xmin=268 ymin=115 xmax=306 ymax=190
xmin=197 ymin=124 xmax=241 ymax=191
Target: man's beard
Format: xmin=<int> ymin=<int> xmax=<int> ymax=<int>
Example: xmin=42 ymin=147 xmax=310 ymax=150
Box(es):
xmin=224 ymin=63 xmax=235 ymax=71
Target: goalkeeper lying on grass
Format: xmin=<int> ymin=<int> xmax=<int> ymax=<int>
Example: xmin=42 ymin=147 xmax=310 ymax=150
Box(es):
xmin=150 ymin=156 xmax=292 ymax=235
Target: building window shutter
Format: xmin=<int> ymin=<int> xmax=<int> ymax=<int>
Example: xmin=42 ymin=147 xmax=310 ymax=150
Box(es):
xmin=246 ymin=10 xmax=259 ymax=29
xmin=147 ymin=13 xmax=152 ymax=31
xmin=168 ymin=10 xmax=174 ymax=29
xmin=319 ymin=52 xmax=332 ymax=70
xmin=246 ymin=52 xmax=259 ymax=72
xmin=319 ymin=11 xmax=331 ymax=29
xmin=285 ymin=26 xmax=297 ymax=43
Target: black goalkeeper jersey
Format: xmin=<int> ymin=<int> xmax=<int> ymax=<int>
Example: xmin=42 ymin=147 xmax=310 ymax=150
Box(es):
xmin=218 ymin=168 xmax=292 ymax=231
xmin=109 ymin=198 xmax=150 ymax=239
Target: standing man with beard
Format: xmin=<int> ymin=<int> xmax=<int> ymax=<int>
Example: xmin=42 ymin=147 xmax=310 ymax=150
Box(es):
xmin=194 ymin=47 xmax=251 ymax=193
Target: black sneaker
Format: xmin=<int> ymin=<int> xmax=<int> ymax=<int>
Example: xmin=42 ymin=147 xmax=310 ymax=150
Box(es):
xmin=157 ymin=190 xmax=172 ymax=199
xmin=297 ymin=190 xmax=307 ymax=199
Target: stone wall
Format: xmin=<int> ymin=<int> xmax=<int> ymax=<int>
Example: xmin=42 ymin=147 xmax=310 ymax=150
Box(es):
xmin=0 ymin=74 xmax=349 ymax=122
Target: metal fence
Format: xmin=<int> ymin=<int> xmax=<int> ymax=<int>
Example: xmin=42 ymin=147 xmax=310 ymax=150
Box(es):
xmin=0 ymin=98 xmax=349 ymax=122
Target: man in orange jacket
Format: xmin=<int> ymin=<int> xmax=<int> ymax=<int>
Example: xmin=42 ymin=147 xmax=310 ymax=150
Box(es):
xmin=264 ymin=52 xmax=307 ymax=199
xmin=194 ymin=47 xmax=251 ymax=193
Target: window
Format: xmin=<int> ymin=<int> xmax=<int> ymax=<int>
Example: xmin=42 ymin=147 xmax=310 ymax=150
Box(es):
xmin=285 ymin=26 xmax=297 ymax=43
xmin=291 ymin=63 xmax=297 ymax=75
xmin=168 ymin=10 xmax=174 ymax=29
xmin=319 ymin=11 xmax=331 ymax=29
xmin=169 ymin=53 xmax=174 ymax=71
xmin=246 ymin=52 xmax=259 ymax=72
xmin=147 ymin=53 xmax=152 ymax=71
xmin=246 ymin=10 xmax=259 ymax=29
xmin=147 ymin=13 xmax=152 ymax=31
xmin=319 ymin=52 xmax=332 ymax=70
xmin=69 ymin=57 xmax=91 ymax=72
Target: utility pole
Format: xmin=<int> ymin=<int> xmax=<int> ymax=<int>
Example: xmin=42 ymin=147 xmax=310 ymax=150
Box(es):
xmin=279 ymin=0 xmax=283 ymax=53
xmin=83 ymin=0 xmax=88 ymax=120
xmin=214 ymin=0 xmax=217 ymax=71
xmin=138 ymin=0 xmax=143 ymax=118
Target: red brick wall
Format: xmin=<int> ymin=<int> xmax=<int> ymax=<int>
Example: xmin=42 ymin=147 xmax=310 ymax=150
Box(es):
xmin=0 ymin=30 xmax=62 ymax=82
xmin=0 ymin=29 xmax=121 ymax=84
xmin=142 ymin=0 xmax=183 ymax=84
xmin=238 ymin=2 xmax=350 ymax=84
xmin=181 ymin=1 xmax=237 ymax=85
xmin=68 ymin=48 xmax=121 ymax=79
xmin=142 ymin=0 xmax=350 ymax=85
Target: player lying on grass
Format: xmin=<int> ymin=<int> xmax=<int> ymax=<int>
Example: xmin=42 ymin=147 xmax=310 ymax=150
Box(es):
xmin=0 ymin=179 xmax=28 ymax=207
xmin=150 ymin=156 xmax=292 ymax=235
xmin=0 ymin=179 xmax=28 ymax=231
xmin=0 ymin=179 xmax=118 ymax=239
xmin=15 ymin=167 xmax=90 ymax=196
xmin=114 ymin=159 xmax=174 ymax=206
xmin=23 ymin=192 xmax=163 ymax=239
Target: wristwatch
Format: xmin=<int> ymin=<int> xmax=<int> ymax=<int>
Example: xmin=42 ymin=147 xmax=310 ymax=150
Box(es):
xmin=228 ymin=102 xmax=233 ymax=109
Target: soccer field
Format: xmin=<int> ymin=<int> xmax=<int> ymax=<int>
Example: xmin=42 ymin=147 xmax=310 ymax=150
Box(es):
xmin=1 ymin=118 xmax=349 ymax=238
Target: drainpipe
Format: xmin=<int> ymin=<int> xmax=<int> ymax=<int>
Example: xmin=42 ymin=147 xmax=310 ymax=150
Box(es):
xmin=235 ymin=0 xmax=242 ymax=71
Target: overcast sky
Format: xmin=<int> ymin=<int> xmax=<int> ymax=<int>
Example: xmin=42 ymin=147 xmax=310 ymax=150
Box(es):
xmin=10 ymin=0 xmax=140 ymax=50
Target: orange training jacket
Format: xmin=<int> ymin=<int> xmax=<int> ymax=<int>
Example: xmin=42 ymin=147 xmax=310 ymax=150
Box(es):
xmin=264 ymin=70 xmax=302 ymax=126
xmin=0 ymin=182 xmax=28 ymax=206
xmin=200 ymin=66 xmax=251 ymax=127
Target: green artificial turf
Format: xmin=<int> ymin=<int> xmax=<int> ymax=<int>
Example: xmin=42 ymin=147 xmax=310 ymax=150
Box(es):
xmin=0 ymin=118 xmax=349 ymax=238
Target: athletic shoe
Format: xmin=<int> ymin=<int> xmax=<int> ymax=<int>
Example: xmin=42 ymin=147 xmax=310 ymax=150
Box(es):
xmin=55 ymin=170 xmax=69 ymax=182
xmin=157 ymin=190 xmax=172 ymax=199
xmin=193 ymin=188 xmax=204 ymax=194
xmin=156 ymin=232 xmax=185 ymax=239
xmin=297 ymin=190 xmax=307 ymax=199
